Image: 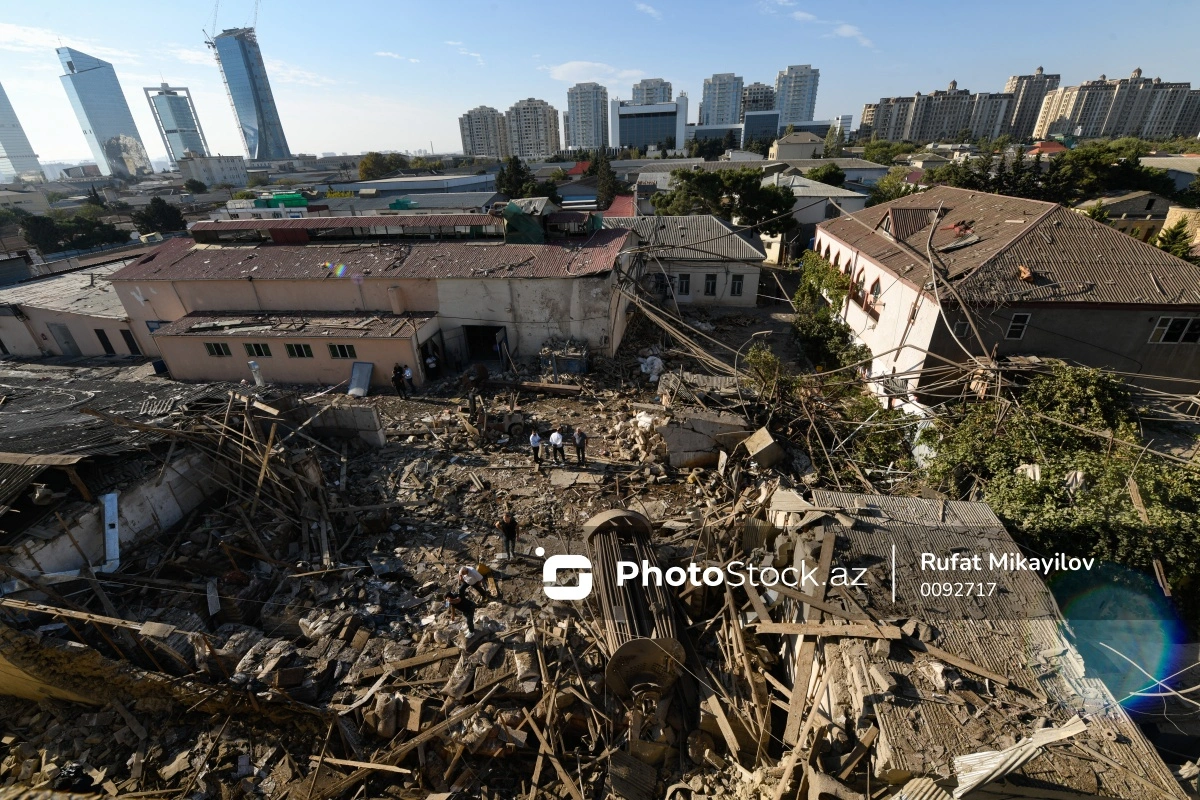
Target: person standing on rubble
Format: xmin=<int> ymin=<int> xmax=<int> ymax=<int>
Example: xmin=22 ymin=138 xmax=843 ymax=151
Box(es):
xmin=574 ymin=427 xmax=588 ymax=466
xmin=391 ymin=364 xmax=406 ymax=398
xmin=403 ymin=364 xmax=415 ymax=394
xmin=529 ymin=429 xmax=542 ymax=464
xmin=457 ymin=565 xmax=493 ymax=602
xmin=444 ymin=591 xmax=477 ymax=634
xmin=549 ymin=426 xmax=566 ymax=464
xmin=495 ymin=511 xmax=519 ymax=559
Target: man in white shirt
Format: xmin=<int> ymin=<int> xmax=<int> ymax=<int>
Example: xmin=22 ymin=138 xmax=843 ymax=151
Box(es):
xmin=548 ymin=428 xmax=566 ymax=464
xmin=458 ymin=565 xmax=492 ymax=601
xmin=529 ymin=430 xmax=542 ymax=464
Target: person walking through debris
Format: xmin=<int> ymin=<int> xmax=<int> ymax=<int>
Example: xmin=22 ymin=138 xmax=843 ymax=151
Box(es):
xmin=495 ymin=511 xmax=519 ymax=559
xmin=574 ymin=426 xmax=588 ymax=466
xmin=457 ymin=565 xmax=492 ymax=602
xmin=425 ymin=352 xmax=439 ymax=381
xmin=549 ymin=427 xmax=566 ymax=464
xmin=444 ymin=591 xmax=477 ymax=634
xmin=403 ymin=364 xmax=415 ymax=393
xmin=529 ymin=429 xmax=542 ymax=464
xmin=391 ymin=364 xmax=406 ymax=398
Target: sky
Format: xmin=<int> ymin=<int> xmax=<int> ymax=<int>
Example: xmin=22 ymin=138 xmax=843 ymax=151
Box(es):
xmin=4 ymin=0 xmax=1200 ymax=165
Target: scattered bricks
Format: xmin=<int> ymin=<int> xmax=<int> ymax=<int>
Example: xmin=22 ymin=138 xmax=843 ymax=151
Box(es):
xmin=270 ymin=667 xmax=308 ymax=689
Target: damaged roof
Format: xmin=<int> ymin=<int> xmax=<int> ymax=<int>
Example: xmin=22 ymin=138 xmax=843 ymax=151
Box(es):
xmin=153 ymin=312 xmax=436 ymax=339
xmin=110 ymin=229 xmax=633 ymax=282
xmin=602 ymin=215 xmax=765 ymax=261
xmin=818 ymin=185 xmax=1200 ymax=306
xmin=0 ymin=263 xmax=132 ymax=319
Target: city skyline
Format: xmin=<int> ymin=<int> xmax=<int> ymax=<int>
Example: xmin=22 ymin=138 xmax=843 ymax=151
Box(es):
xmin=2 ymin=1 xmax=1199 ymax=165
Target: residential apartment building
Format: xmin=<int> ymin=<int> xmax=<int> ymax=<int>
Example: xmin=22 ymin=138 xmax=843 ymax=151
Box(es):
xmin=177 ymin=153 xmax=248 ymax=188
xmin=0 ymin=81 xmax=44 ymax=183
xmin=699 ymin=74 xmax=744 ymax=126
xmin=774 ymin=65 xmax=820 ymax=125
xmin=505 ymin=98 xmax=561 ymax=160
xmin=610 ymin=95 xmax=689 ymax=151
xmin=1034 ymin=68 xmax=1200 ymax=140
xmin=144 ymin=84 xmax=208 ymax=166
xmin=860 ymin=82 xmax=1011 ymax=142
xmin=1003 ymin=67 xmax=1060 ymax=140
xmin=57 ymin=47 xmax=152 ymax=178
xmin=566 ymin=83 xmax=609 ymax=150
xmin=458 ymin=106 xmax=510 ymax=159
xmin=631 ymin=78 xmax=672 ymax=105
xmin=741 ymin=82 xmax=775 ymax=122
xmin=207 ymin=28 xmax=291 ymax=161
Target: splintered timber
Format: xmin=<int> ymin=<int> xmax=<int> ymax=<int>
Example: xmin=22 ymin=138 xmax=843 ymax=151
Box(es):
xmin=920 ymin=552 xmax=1096 ymax=575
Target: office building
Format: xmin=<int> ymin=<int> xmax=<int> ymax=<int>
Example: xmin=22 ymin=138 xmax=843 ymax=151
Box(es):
xmin=1034 ymin=68 xmax=1200 ymax=140
xmin=56 ymin=47 xmax=151 ymax=178
xmin=700 ymin=74 xmax=744 ymax=126
xmin=505 ymin=98 xmax=561 ymax=160
xmin=742 ymin=110 xmax=781 ymax=145
xmin=178 ymin=153 xmax=248 ymax=188
xmin=860 ymin=82 xmax=1011 ymax=142
xmin=144 ymin=84 xmax=208 ymax=166
xmin=1003 ymin=67 xmax=1061 ymax=140
xmin=774 ymin=65 xmax=820 ymax=125
xmin=0 ymin=81 xmax=44 ymax=182
xmin=631 ymin=78 xmax=672 ymax=105
xmin=459 ymin=106 xmax=510 ymax=159
xmin=611 ymin=94 xmax=688 ymax=151
xmin=741 ymin=82 xmax=775 ymax=122
xmin=566 ymin=83 xmax=609 ymax=149
xmin=207 ymin=28 xmax=291 ymax=161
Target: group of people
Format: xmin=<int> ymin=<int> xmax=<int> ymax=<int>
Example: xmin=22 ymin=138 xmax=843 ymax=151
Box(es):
xmin=442 ymin=511 xmax=521 ymax=634
xmin=390 ymin=364 xmax=415 ymax=398
xmin=529 ymin=426 xmax=588 ymax=466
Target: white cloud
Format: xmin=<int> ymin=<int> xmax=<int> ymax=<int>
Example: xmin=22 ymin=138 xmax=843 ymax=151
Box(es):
xmin=0 ymin=22 xmax=137 ymax=62
xmin=790 ymin=10 xmax=817 ymax=21
xmin=264 ymin=58 xmax=337 ymax=86
xmin=173 ymin=47 xmax=212 ymax=65
xmin=444 ymin=40 xmax=464 ymax=46
xmin=541 ymin=61 xmax=645 ymax=85
xmin=375 ymin=51 xmax=419 ymax=62
xmin=635 ymin=3 xmax=662 ymax=19
xmin=445 ymin=41 xmax=484 ymax=66
xmin=827 ymin=23 xmax=873 ymax=47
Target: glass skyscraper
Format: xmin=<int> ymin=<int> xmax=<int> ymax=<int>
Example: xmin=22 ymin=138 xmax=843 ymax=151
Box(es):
xmin=208 ymin=28 xmax=291 ymax=161
xmin=57 ymin=47 xmax=151 ymax=178
xmin=0 ymin=81 xmax=44 ymax=182
xmin=145 ymin=83 xmax=209 ymax=166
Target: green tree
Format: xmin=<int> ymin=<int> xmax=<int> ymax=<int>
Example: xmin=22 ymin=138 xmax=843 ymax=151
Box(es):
xmin=550 ymin=168 xmax=570 ymax=181
xmin=651 ymin=167 xmax=796 ymax=235
xmin=791 ymin=250 xmax=870 ymax=370
xmin=495 ymin=156 xmax=536 ymax=198
xmin=183 ymin=178 xmax=207 ymax=194
xmin=20 ymin=214 xmax=127 ymax=254
xmin=784 ymin=124 xmax=795 ymax=136
xmin=528 ymin=180 xmax=562 ymax=205
xmin=276 ymin=177 xmax=300 ymax=187
xmin=232 ymin=190 xmax=258 ymax=200
xmin=867 ymin=166 xmax=922 ymax=206
xmin=132 ymin=197 xmax=186 ymax=233
xmin=805 ymin=162 xmax=846 ymax=187
xmin=247 ymin=174 xmax=269 ymax=187
xmin=358 ymin=151 xmax=410 ymax=180
xmin=594 ymin=151 xmax=619 ymax=209
xmin=1082 ymin=201 xmax=1110 ymax=223
xmin=1156 ymin=218 xmax=1195 ymax=260
xmin=83 ymin=186 xmax=105 ymax=207
xmin=822 ymin=125 xmax=845 ymax=158
xmin=862 ymin=139 xmax=918 ymax=166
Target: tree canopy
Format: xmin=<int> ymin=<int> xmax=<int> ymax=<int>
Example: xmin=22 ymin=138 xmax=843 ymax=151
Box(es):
xmin=862 ymin=139 xmax=918 ymax=166
xmin=650 ymin=167 xmax=797 ymax=235
xmin=805 ymin=162 xmax=846 ymax=187
xmin=867 ymin=166 xmax=922 ymax=206
xmin=183 ymin=179 xmax=207 ymax=194
xmin=495 ymin=156 xmax=537 ymax=198
xmin=592 ymin=151 xmax=619 ymax=209
xmin=20 ymin=214 xmax=128 ymax=254
xmin=822 ymin=125 xmax=845 ymax=158
xmin=1156 ymin=218 xmax=1196 ymax=261
xmin=132 ymin=197 xmax=186 ymax=234
xmin=358 ymin=152 xmax=410 ymax=181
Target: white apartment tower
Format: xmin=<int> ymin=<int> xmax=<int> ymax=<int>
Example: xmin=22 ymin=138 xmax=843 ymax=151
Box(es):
xmin=1003 ymin=67 xmax=1061 ymax=140
xmin=566 ymin=82 xmax=609 ymax=149
xmin=1034 ymin=69 xmax=1200 ymax=140
xmin=0 ymin=81 xmax=44 ymax=182
xmin=699 ymin=73 xmax=744 ymax=126
xmin=459 ymin=106 xmax=510 ymax=159
xmin=775 ymin=64 xmax=820 ymax=125
xmin=632 ymin=78 xmax=672 ymax=105
xmin=505 ymin=98 xmax=561 ymax=160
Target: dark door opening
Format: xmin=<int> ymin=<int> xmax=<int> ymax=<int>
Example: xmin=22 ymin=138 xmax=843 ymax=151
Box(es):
xmin=463 ymin=325 xmax=507 ymax=363
xmin=95 ymin=329 xmax=115 ymax=355
xmin=119 ymin=329 xmax=142 ymax=356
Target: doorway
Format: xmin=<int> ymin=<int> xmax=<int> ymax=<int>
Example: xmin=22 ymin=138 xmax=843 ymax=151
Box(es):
xmin=463 ymin=325 xmax=508 ymax=363
xmin=46 ymin=323 xmax=81 ymax=356
xmin=95 ymin=329 xmax=115 ymax=355
xmin=120 ymin=329 xmax=142 ymax=356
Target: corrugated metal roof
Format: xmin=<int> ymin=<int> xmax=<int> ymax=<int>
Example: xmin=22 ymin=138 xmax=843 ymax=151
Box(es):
xmin=154 ymin=311 xmax=435 ymax=339
xmin=605 ymin=195 xmax=638 ymax=217
xmin=192 ymin=214 xmax=500 ymax=232
xmin=110 ymin=229 xmax=633 ymax=282
xmin=602 ymin=215 xmax=765 ymax=261
xmin=768 ymin=174 xmax=870 ymax=198
xmin=818 ymin=185 xmax=1200 ymax=306
xmin=0 ymin=263 xmax=129 ymax=318
xmin=1141 ymin=155 xmax=1200 ymax=174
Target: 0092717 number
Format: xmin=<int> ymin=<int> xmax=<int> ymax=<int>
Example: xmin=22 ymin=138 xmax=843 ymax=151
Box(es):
xmin=919 ymin=582 xmax=997 ymax=597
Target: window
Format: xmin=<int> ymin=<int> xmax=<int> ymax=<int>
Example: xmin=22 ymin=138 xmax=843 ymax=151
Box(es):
xmin=730 ymin=275 xmax=744 ymax=296
xmin=205 ymin=342 xmax=232 ymax=357
xmin=146 ymin=320 xmax=166 ymax=333
xmin=952 ymin=321 xmax=970 ymax=338
xmin=244 ymin=343 xmax=272 ymax=357
xmin=286 ymin=343 xmax=314 ymax=358
xmin=1145 ymin=198 xmax=1156 ymax=211
xmin=704 ymin=274 xmax=717 ymax=296
xmin=120 ymin=330 xmax=142 ymax=356
xmin=95 ymin=329 xmax=115 ymax=355
xmin=677 ymin=273 xmax=690 ymax=295
xmin=1149 ymin=317 xmax=1200 ymax=344
xmin=329 ymin=344 xmax=357 ymax=359
xmin=1005 ymin=313 xmax=1031 ymax=340
xmin=869 ymin=279 xmax=881 ymax=303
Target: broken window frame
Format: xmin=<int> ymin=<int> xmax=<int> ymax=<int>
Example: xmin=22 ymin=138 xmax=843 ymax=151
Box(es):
xmin=952 ymin=320 xmax=970 ymax=338
xmin=329 ymin=343 xmax=358 ymax=359
xmin=244 ymin=343 xmax=272 ymax=358
xmin=204 ymin=342 xmax=232 ymax=357
xmin=285 ymin=343 xmax=314 ymax=358
xmin=1005 ymin=313 xmax=1031 ymax=340
xmin=1148 ymin=316 xmax=1200 ymax=344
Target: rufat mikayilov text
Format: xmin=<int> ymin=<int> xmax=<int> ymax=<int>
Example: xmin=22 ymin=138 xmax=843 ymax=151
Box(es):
xmin=921 ymin=552 xmax=1095 ymax=575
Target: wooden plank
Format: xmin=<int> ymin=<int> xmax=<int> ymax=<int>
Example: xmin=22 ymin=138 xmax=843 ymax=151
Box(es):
xmin=836 ymin=725 xmax=878 ymax=780
xmin=901 ymin=637 xmax=1012 ymax=688
xmin=229 ymin=391 xmax=282 ymax=416
xmin=742 ymin=580 xmax=773 ymax=624
xmin=702 ymin=691 xmax=745 ymax=762
xmin=249 ymin=422 xmax=277 ymax=517
xmin=783 ymin=530 xmax=835 ymax=746
xmin=523 ymin=710 xmax=585 ymax=800
xmin=307 ymin=756 xmax=411 ymax=775
xmin=768 ymin=584 xmax=863 ymax=621
xmin=358 ymin=647 xmax=461 ymax=680
xmin=755 ymin=622 xmax=901 ymax=639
